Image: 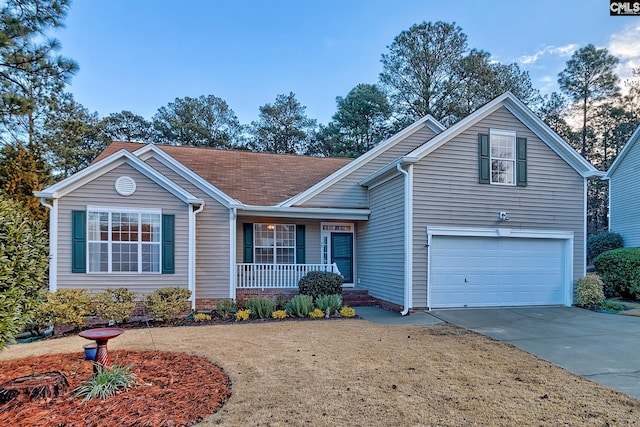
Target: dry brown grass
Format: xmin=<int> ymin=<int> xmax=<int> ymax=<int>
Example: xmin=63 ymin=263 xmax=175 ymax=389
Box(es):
xmin=2 ymin=319 xmax=639 ymax=426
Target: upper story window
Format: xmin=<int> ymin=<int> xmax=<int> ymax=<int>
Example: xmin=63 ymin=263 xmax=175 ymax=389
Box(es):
xmin=87 ymin=207 xmax=161 ymax=273
xmin=478 ymin=130 xmax=527 ymax=187
xmin=254 ymin=224 xmax=296 ymax=264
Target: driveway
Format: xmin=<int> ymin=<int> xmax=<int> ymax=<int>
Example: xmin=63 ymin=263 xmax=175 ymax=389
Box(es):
xmin=430 ymin=306 xmax=640 ymax=400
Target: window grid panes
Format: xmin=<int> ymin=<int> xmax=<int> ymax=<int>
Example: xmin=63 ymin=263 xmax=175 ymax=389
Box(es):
xmin=87 ymin=210 xmax=161 ymax=273
xmin=490 ymin=131 xmax=516 ymax=185
xmin=254 ymin=224 xmax=295 ymax=264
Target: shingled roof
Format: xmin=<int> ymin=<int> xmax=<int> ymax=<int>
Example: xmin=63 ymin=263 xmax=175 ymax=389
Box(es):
xmin=95 ymin=142 xmax=352 ymax=206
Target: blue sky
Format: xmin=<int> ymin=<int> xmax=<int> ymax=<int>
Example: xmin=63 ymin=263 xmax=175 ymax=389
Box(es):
xmin=53 ymin=0 xmax=640 ymax=125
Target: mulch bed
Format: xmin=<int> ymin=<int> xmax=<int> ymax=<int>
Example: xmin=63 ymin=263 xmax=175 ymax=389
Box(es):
xmin=0 ymin=350 xmax=232 ymax=426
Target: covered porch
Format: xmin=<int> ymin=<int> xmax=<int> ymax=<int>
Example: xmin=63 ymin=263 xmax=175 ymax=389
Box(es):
xmin=236 ymin=262 xmax=341 ymax=290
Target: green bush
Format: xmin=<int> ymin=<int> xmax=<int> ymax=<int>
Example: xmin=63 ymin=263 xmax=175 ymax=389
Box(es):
xmin=38 ymin=289 xmax=93 ymax=328
xmin=143 ymin=287 xmax=191 ymax=322
xmin=94 ymin=288 xmax=136 ymax=324
xmin=215 ymin=299 xmax=237 ymax=319
xmin=246 ymin=297 xmax=276 ymax=319
xmin=274 ymin=293 xmax=288 ymax=310
xmin=587 ymin=232 xmax=623 ymax=264
xmin=315 ymin=294 xmax=342 ymax=316
xmin=285 ymin=294 xmax=314 ymax=318
xmin=593 ymin=247 xmax=640 ymax=299
xmin=0 ymin=196 xmax=49 ymax=351
xmin=298 ymin=271 xmax=343 ymax=301
xmin=575 ymin=275 xmax=605 ymax=309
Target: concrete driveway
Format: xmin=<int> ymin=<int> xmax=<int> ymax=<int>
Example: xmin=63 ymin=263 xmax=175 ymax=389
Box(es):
xmin=430 ymin=306 xmax=640 ymax=400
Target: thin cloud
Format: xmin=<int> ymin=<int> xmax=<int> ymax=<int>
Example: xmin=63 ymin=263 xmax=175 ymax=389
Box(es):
xmin=608 ymin=24 xmax=640 ymax=89
xmin=519 ymin=44 xmax=578 ymax=65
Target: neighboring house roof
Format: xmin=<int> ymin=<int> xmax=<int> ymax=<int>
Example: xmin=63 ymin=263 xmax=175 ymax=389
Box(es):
xmin=35 ymin=149 xmax=204 ymax=205
xmin=604 ymin=125 xmax=640 ymax=179
xmin=94 ymin=142 xmax=352 ymax=205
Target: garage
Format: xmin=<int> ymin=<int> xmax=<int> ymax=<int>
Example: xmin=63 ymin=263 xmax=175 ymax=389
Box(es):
xmin=428 ymin=228 xmax=573 ymax=308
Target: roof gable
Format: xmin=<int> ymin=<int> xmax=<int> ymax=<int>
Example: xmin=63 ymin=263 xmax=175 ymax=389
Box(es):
xmin=604 ymin=125 xmax=640 ymax=179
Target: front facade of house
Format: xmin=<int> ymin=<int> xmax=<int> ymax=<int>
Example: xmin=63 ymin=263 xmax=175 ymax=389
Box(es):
xmin=605 ymin=125 xmax=640 ymax=247
xmin=36 ymin=93 xmax=601 ymax=312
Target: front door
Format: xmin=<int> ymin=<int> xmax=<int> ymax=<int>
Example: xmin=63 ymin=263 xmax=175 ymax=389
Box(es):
xmin=331 ymin=233 xmax=353 ymax=283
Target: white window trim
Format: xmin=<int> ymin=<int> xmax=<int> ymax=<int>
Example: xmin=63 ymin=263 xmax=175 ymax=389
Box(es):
xmin=489 ymin=129 xmax=517 ymax=186
xmin=86 ymin=206 xmax=162 ymax=274
xmin=254 ymin=223 xmax=296 ymax=265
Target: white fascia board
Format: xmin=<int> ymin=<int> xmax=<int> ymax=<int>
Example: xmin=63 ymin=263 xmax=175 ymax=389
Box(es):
xmin=427 ymin=226 xmax=574 ymax=240
xmin=359 ymin=156 xmax=418 ymax=187
xmin=236 ymin=205 xmax=370 ymax=220
xmin=425 ymin=115 xmax=446 ymax=133
xmin=280 ymin=115 xmax=442 ymax=207
xmin=604 ymin=125 xmax=640 ymax=179
xmin=134 ymin=144 xmax=239 ymax=207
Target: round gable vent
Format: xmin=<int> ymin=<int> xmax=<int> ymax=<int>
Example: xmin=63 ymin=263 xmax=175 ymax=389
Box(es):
xmin=115 ymin=176 xmax=136 ymax=196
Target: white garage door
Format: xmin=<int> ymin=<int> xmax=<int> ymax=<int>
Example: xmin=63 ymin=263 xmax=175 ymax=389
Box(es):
xmin=429 ymin=235 xmax=568 ymax=308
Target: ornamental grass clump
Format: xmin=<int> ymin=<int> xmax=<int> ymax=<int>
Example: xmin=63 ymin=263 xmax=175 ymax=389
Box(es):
xmin=246 ymin=297 xmax=276 ymax=319
xmin=74 ymin=364 xmax=138 ymax=402
xmin=284 ymin=294 xmax=314 ymax=318
xmin=315 ymin=294 xmax=342 ymax=316
xmin=575 ymin=275 xmax=605 ymax=309
xmin=215 ymin=299 xmax=237 ymax=319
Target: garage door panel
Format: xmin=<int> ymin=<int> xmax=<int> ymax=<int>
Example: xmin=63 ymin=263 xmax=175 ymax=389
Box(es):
xmin=430 ymin=235 xmax=567 ymax=308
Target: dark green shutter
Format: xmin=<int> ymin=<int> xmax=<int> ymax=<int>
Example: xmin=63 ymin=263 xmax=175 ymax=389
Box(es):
xmin=516 ymin=137 xmax=527 ymax=187
xmin=296 ymin=225 xmax=306 ymax=264
xmin=162 ymin=214 xmax=175 ymax=274
xmin=71 ymin=210 xmax=86 ymax=273
xmin=478 ymin=133 xmax=490 ymax=184
xmin=243 ymin=223 xmax=253 ymax=263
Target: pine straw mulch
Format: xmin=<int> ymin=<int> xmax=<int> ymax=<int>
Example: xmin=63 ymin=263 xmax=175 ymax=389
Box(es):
xmin=0 ymin=350 xmax=231 ymax=427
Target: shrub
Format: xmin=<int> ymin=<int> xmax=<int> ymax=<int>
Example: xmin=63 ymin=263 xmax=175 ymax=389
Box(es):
xmin=575 ymin=275 xmax=605 ymax=309
xmin=39 ymin=289 xmax=93 ymax=328
xmin=235 ymin=309 xmax=251 ymax=321
xmin=593 ymin=247 xmax=640 ymax=299
xmin=274 ymin=293 xmax=288 ymax=310
xmin=94 ymin=288 xmax=136 ymax=324
xmin=298 ymin=271 xmax=343 ymax=301
xmin=285 ymin=294 xmax=314 ymax=318
xmin=587 ymin=232 xmax=623 ymax=264
xmin=309 ymin=308 xmax=324 ymax=319
xmin=315 ymin=294 xmax=342 ymax=316
xmin=194 ymin=313 xmax=211 ymax=322
xmin=74 ymin=364 xmax=138 ymax=401
xmin=0 ymin=196 xmax=49 ymax=351
xmin=246 ymin=297 xmax=276 ymax=319
xmin=340 ymin=306 xmax=356 ymax=318
xmin=215 ymin=299 xmax=237 ymax=319
xmin=271 ymin=310 xmax=287 ymax=320
xmin=143 ymin=287 xmax=191 ymax=322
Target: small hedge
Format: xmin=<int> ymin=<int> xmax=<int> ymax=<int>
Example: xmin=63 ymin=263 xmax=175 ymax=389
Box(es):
xmin=587 ymin=232 xmax=623 ymax=264
xmin=575 ymin=275 xmax=605 ymax=309
xmin=298 ymin=271 xmax=343 ymax=301
xmin=144 ymin=287 xmax=191 ymax=322
xmin=593 ymin=247 xmax=640 ymax=299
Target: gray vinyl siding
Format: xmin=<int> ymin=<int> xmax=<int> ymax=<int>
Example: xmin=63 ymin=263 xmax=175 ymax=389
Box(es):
xmin=411 ymin=107 xmax=585 ymax=308
xmin=357 ymin=175 xmax=405 ymax=306
xmin=56 ymin=163 xmax=189 ymax=297
xmin=144 ymin=157 xmax=231 ymax=299
xmin=236 ymin=218 xmax=322 ymax=264
xmin=609 ymin=142 xmax=640 ymax=246
xmin=301 ymin=125 xmax=437 ymax=208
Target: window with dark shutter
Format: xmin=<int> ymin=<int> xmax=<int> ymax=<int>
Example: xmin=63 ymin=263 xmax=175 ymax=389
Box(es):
xmin=71 ymin=210 xmax=86 ymax=273
xmin=516 ymin=137 xmax=527 ymax=186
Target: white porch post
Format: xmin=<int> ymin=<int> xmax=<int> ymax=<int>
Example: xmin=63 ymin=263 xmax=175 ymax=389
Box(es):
xmin=229 ymin=208 xmax=237 ymax=300
xmin=188 ymin=203 xmax=204 ymax=309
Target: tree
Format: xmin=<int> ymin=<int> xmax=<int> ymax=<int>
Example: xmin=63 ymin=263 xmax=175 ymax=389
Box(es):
xmin=152 ymin=95 xmax=241 ymax=148
xmin=537 ymin=92 xmax=579 ymax=148
xmin=100 ymin=110 xmax=155 ymax=142
xmin=37 ymin=94 xmax=108 ymax=179
xmin=558 ymin=44 xmax=619 ymax=157
xmin=247 ymin=92 xmax=316 ymax=154
xmin=0 ymin=195 xmax=49 ymax=351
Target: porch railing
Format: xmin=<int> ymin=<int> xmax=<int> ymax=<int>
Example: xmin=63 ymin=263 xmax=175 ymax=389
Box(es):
xmin=236 ymin=263 xmax=341 ymax=290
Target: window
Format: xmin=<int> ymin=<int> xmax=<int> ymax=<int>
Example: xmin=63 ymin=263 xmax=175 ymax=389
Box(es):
xmin=87 ymin=208 xmax=161 ymax=273
xmin=490 ymin=129 xmax=516 ymax=185
xmin=254 ymin=224 xmax=295 ymax=264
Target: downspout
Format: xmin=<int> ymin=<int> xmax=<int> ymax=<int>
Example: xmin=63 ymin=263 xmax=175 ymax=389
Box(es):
xmin=189 ymin=202 xmax=205 ymax=310
xmin=39 ymin=198 xmax=58 ymax=292
xmin=396 ymin=164 xmax=413 ymax=316
xmin=229 ymin=207 xmax=237 ymax=301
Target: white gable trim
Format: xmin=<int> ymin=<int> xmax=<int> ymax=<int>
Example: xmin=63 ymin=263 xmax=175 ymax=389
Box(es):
xmin=407 ymin=92 xmax=602 ymax=179
xmin=279 ymin=115 xmax=444 ymax=207
xmin=34 ymin=149 xmax=203 ymax=205
xmin=604 ymin=125 xmax=640 ymax=179
xmin=234 ymin=205 xmax=370 ymax=220
xmin=133 ymin=144 xmax=239 ymax=207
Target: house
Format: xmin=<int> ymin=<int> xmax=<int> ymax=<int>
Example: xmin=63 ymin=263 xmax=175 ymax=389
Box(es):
xmin=35 ymin=92 xmax=601 ymax=312
xmin=604 ymin=125 xmax=640 ymax=246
